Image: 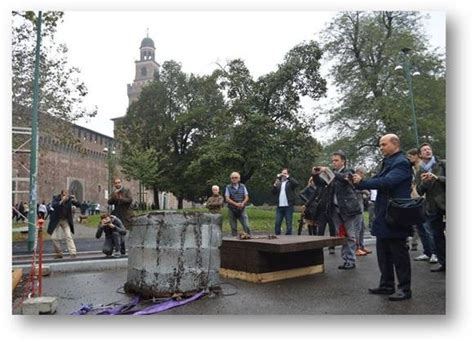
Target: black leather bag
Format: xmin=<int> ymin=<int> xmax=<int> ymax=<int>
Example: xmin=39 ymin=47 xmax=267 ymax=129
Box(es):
xmin=299 ymin=185 xmax=317 ymax=203
xmin=386 ymin=197 xmax=425 ymax=229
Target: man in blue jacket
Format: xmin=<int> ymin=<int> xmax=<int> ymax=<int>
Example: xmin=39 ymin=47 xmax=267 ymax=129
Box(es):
xmin=352 ymin=134 xmax=413 ymax=301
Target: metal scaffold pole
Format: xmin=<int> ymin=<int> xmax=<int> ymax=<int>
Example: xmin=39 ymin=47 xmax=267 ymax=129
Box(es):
xmin=27 ymin=11 xmax=43 ymax=252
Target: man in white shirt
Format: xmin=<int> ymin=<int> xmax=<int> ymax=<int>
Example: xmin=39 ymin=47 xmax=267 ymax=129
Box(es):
xmin=272 ymin=168 xmax=299 ymax=235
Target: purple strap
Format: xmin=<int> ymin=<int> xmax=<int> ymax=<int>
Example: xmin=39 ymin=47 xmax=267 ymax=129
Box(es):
xmin=95 ymin=296 xmax=141 ymax=315
xmin=132 ymin=291 xmax=205 ymax=315
xmin=70 ymin=291 xmax=205 ymax=315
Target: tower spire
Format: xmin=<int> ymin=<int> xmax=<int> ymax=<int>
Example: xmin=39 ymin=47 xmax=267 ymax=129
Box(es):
xmin=146 ymin=27 xmax=149 ymax=38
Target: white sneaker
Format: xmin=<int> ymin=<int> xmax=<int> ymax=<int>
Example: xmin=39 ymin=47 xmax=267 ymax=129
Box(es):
xmin=414 ymin=254 xmax=430 ymax=261
xmin=430 ymin=254 xmax=438 ymax=264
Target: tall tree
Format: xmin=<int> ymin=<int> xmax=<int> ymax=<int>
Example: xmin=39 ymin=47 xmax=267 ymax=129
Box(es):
xmin=190 ymin=40 xmax=327 ymax=200
xmin=12 ymin=11 xmax=96 ymax=145
xmin=321 ymin=11 xmax=445 ymax=166
xmin=118 ymin=61 xmax=227 ymax=208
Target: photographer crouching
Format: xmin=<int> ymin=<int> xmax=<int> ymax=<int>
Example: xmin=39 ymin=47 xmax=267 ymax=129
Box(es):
xmin=96 ymin=213 xmax=127 ymax=257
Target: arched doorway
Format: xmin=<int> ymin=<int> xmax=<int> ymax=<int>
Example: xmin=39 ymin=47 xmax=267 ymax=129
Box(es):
xmin=69 ymin=180 xmax=84 ymax=202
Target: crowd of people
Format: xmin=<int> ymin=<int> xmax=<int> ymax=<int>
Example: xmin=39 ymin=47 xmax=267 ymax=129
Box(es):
xmin=206 ymin=133 xmax=446 ymax=301
xmin=14 ymin=132 xmax=445 ymax=302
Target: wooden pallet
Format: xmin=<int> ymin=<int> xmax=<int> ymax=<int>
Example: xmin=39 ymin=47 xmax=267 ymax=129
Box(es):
xmin=12 ymin=268 xmax=23 ymax=291
xmin=220 ymin=264 xmax=324 ymax=283
xmin=220 ymin=235 xmax=345 ymax=283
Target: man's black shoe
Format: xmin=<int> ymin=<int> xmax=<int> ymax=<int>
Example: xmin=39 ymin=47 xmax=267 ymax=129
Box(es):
xmin=338 ymin=263 xmax=355 ymax=270
xmin=368 ymin=287 xmax=395 ymax=295
xmin=388 ymin=289 xmax=412 ymax=301
xmin=430 ymin=265 xmax=446 ymax=272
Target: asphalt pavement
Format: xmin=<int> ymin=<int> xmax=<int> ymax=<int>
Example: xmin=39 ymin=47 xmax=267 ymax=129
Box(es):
xmin=12 ymin=245 xmax=445 ymax=315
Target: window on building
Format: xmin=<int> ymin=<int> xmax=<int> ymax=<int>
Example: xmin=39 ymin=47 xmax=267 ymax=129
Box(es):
xmin=141 ymin=67 xmax=147 ymax=77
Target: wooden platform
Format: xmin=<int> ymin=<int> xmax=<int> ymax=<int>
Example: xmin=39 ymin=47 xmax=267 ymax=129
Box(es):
xmin=219 ymin=235 xmax=345 ymax=283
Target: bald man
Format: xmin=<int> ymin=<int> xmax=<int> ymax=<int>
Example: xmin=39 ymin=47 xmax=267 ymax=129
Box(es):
xmin=352 ymin=134 xmax=413 ymax=301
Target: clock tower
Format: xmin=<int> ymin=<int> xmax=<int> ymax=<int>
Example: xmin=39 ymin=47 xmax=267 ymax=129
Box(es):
xmin=127 ymin=33 xmax=160 ymax=104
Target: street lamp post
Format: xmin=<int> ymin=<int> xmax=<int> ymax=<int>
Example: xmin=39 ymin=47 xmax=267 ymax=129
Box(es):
xmin=103 ymin=145 xmax=116 ymax=213
xmin=396 ymin=47 xmax=420 ymax=147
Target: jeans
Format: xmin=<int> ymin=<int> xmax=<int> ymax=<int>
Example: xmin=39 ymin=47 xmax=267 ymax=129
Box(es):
xmin=356 ymin=214 xmax=366 ymax=248
xmin=274 ymin=206 xmax=294 ymax=235
xmin=102 ymin=232 xmax=122 ymax=256
xmin=376 ymin=238 xmax=411 ymax=291
xmin=415 ymin=222 xmax=436 ymax=257
xmin=228 ymin=208 xmax=251 ymax=236
xmin=331 ymin=212 xmax=360 ymax=266
xmin=368 ymin=201 xmax=375 ymax=231
xmin=425 ymin=211 xmax=446 ymax=267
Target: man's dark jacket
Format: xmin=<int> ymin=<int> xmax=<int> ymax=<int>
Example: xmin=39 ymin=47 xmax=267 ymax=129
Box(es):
xmin=356 ymin=151 xmax=412 ymax=239
xmin=272 ymin=177 xmax=299 ymax=206
xmin=107 ymin=187 xmax=133 ymax=229
xmin=312 ymin=166 xmax=361 ymax=220
xmin=415 ymin=157 xmax=446 ymax=215
xmin=96 ymin=215 xmax=127 ymax=239
xmin=47 ymin=195 xmax=81 ymax=235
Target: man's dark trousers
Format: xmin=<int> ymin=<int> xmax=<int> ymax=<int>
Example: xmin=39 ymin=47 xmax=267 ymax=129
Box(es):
xmin=426 ymin=211 xmax=446 ymax=267
xmin=102 ymin=232 xmax=122 ymax=256
xmin=316 ymin=211 xmax=336 ymax=237
xmin=376 ymin=238 xmax=411 ymax=291
xmin=275 ymin=206 xmax=294 ymax=235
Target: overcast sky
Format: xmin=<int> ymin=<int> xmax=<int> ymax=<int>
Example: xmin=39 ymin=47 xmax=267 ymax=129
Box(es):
xmin=54 ymin=11 xmax=446 ymax=139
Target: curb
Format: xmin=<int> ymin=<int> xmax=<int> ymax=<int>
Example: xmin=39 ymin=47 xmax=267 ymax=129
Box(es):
xmin=13 ymin=257 xmax=128 ymax=273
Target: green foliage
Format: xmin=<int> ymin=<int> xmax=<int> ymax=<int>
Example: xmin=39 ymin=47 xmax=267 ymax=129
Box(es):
xmin=11 ymin=11 xmax=96 ymax=146
xmin=321 ymin=11 xmax=446 ymax=167
xmin=120 ymin=41 xmax=327 ymax=206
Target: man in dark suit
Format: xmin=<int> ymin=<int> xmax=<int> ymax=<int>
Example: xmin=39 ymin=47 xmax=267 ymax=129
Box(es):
xmin=352 ymin=134 xmax=413 ymax=301
xmin=47 ymin=189 xmax=81 ymax=259
xmin=312 ymin=152 xmax=362 ymax=270
xmin=272 ymin=168 xmax=299 ymax=235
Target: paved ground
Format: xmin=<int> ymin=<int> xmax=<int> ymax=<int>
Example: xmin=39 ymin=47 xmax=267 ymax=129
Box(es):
xmin=12 ymin=245 xmax=445 ymax=315
xmin=13 ymin=218 xmax=444 ymax=315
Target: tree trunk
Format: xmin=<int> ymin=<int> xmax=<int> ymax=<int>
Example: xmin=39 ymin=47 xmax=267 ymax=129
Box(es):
xmin=178 ymin=196 xmax=184 ymax=210
xmin=153 ymin=186 xmax=160 ymax=210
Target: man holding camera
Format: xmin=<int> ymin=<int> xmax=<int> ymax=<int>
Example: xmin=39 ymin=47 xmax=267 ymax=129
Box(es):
xmin=47 ymin=189 xmax=81 ymax=259
xmin=415 ymin=143 xmax=446 ymax=272
xmin=272 ymin=168 xmax=299 ymax=235
xmin=225 ymin=172 xmax=251 ymax=237
xmin=312 ymin=151 xmax=362 ymax=270
xmin=107 ymin=177 xmax=133 ymax=229
xmin=352 ymin=134 xmax=413 ymax=301
xmin=96 ymin=213 xmax=127 ymax=257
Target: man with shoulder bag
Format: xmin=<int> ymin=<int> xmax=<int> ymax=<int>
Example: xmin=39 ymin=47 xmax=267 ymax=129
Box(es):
xmin=352 ymin=134 xmax=414 ymax=301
